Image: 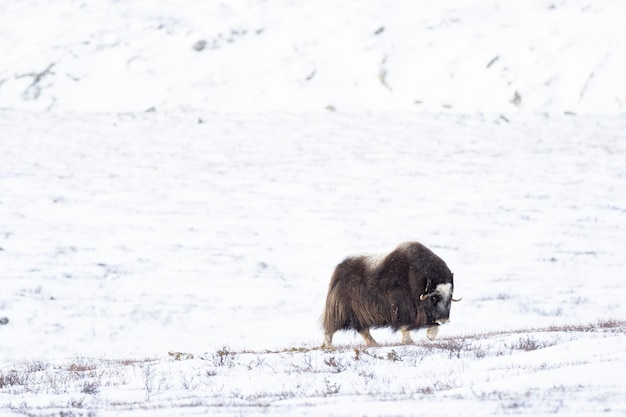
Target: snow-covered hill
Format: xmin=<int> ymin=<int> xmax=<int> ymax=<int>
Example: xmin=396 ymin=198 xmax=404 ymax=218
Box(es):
xmin=1 ymin=0 xmax=625 ymax=113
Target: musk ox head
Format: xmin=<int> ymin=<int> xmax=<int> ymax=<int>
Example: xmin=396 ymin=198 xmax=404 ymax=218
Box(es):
xmin=419 ymin=281 xmax=462 ymax=340
xmin=420 ymin=282 xmax=454 ymax=325
xmin=321 ymin=241 xmax=460 ymax=349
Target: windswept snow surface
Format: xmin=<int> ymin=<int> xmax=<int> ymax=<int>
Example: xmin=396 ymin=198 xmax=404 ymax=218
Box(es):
xmin=1 ymin=111 xmax=626 ymax=415
xmin=1 ymin=0 xmax=626 ymax=415
xmin=1 ymin=325 xmax=626 ymax=416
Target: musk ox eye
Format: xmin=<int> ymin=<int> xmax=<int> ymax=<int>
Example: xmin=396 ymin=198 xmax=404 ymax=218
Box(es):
xmin=431 ymin=294 xmax=441 ymax=304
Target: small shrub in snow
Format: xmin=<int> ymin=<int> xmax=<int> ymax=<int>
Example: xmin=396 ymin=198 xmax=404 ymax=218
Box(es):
xmin=473 ymin=345 xmax=488 ymax=359
xmin=0 ymin=370 xmax=28 ymax=388
xmin=180 ymin=373 xmax=196 ymax=390
xmin=208 ymin=346 xmax=237 ymax=368
xmin=429 ymin=338 xmax=469 ymax=359
xmin=321 ymin=377 xmax=341 ymax=396
xmin=432 ymin=378 xmax=458 ymax=392
xmin=416 ymin=385 xmax=435 ymax=395
xmin=81 ymin=380 xmax=100 ymax=395
xmin=289 ymin=354 xmax=315 ymax=373
xmin=595 ymin=319 xmax=626 ymax=330
xmin=43 ymin=372 xmax=71 ymax=395
xmin=69 ymin=396 xmax=85 ymax=408
xmin=140 ymin=364 xmax=165 ymax=401
xmin=386 ymin=349 xmax=402 ymax=362
xmin=358 ymin=369 xmax=376 ymax=384
xmin=509 ymin=336 xmax=551 ymax=352
xmin=26 ymin=359 xmax=49 ymax=372
xmin=66 ymin=358 xmax=105 ymax=379
xmin=323 ymin=356 xmax=346 ymax=373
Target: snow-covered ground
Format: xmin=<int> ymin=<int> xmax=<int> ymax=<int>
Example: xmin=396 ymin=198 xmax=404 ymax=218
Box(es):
xmin=1 ymin=0 xmax=626 ymax=415
xmin=1 ymin=323 xmax=625 ymax=416
xmin=2 ymin=111 xmax=625 ymax=415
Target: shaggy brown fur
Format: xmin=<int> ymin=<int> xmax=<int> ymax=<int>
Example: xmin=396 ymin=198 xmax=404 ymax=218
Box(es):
xmin=322 ymin=241 xmax=455 ymax=348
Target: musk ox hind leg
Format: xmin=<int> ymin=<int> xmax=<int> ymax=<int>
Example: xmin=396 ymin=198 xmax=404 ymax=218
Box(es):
xmin=358 ymin=328 xmax=379 ymax=347
xmin=321 ymin=328 xmax=379 ymax=349
xmin=322 ymin=332 xmax=334 ymax=350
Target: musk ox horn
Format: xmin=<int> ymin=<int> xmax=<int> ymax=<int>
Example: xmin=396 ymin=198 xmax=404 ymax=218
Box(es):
xmin=419 ymin=293 xmax=430 ymax=301
xmin=452 ymin=297 xmax=463 ymax=302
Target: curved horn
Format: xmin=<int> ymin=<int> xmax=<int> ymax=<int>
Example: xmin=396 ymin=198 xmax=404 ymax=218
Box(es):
xmin=419 ymin=293 xmax=430 ymax=301
xmin=452 ymin=297 xmax=463 ymax=302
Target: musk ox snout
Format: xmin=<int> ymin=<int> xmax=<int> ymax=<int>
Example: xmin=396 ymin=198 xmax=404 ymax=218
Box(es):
xmin=322 ymin=241 xmax=460 ymax=349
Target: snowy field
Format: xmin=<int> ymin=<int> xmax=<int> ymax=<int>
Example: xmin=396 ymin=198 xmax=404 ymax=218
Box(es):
xmin=2 ymin=0 xmax=626 ymax=416
xmin=2 ymin=112 xmax=625 ymax=415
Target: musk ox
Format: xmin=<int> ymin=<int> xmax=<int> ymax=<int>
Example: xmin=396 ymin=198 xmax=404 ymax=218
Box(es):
xmin=322 ymin=241 xmax=460 ymax=349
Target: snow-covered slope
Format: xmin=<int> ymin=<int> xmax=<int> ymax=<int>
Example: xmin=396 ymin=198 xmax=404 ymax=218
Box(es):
xmin=1 ymin=0 xmax=625 ymax=113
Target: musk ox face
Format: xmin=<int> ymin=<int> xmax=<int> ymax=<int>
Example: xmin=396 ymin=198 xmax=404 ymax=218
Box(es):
xmin=422 ymin=282 xmax=453 ymax=326
xmin=321 ymin=241 xmax=460 ymax=349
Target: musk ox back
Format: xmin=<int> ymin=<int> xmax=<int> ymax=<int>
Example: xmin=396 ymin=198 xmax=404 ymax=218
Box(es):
xmin=322 ymin=241 xmax=459 ymax=349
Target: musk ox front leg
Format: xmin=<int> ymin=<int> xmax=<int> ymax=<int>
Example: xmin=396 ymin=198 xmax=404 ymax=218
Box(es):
xmin=401 ymin=327 xmax=414 ymax=344
xmin=426 ymin=325 xmax=439 ymax=340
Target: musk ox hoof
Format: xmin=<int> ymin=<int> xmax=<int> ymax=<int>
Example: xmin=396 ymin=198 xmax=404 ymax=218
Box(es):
xmin=0 ymin=317 xmax=8 ymax=325
xmin=321 ymin=334 xmax=335 ymax=350
xmin=426 ymin=325 xmax=439 ymax=340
